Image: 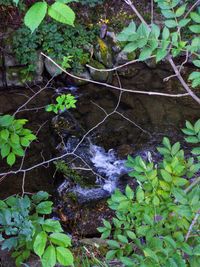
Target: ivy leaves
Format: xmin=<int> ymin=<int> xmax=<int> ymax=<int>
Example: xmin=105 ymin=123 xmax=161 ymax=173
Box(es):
xmin=0 ymin=115 xmax=36 ymax=166
xmin=24 ymin=0 xmax=75 ymax=33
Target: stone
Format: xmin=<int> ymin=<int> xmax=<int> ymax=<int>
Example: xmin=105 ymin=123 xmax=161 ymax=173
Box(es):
xmin=72 ymin=69 xmax=91 ymax=86
xmin=6 ymin=66 xmax=42 ymax=87
xmin=44 ymin=58 xmax=62 ymax=77
xmin=88 ymin=59 xmax=109 ymax=82
xmin=116 ymin=50 xmax=136 ymax=65
xmin=95 ymin=38 xmax=113 ymax=68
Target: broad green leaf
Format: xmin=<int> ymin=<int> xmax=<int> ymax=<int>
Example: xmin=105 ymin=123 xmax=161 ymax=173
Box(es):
xmin=123 ymin=42 xmax=138 ymax=53
xmin=36 ymin=201 xmax=53 ymax=214
xmin=42 ymin=246 xmax=56 ymax=267
xmin=48 ymin=2 xmax=75 ymax=26
xmin=190 ymin=12 xmax=200 ymax=23
xmin=125 ymin=185 xmax=134 ymax=200
xmin=56 ymin=247 xmax=74 ymax=266
xmin=106 ymin=250 xmax=116 ymax=260
xmin=160 ymin=169 xmax=172 ymax=182
xmin=162 ymin=27 xmax=170 ymax=39
xmin=0 ymin=129 xmax=9 ymax=140
xmin=33 ymin=231 xmax=47 ymax=257
xmin=178 ymin=18 xmax=191 ymax=27
xmin=193 ymin=60 xmax=200 ymax=68
xmin=1 ymin=144 xmax=10 ymax=158
xmin=156 ymin=49 xmax=167 ymax=62
xmin=0 ymin=115 xmax=14 ymax=127
xmin=49 ymin=233 xmax=71 ymax=247
xmin=189 ymin=25 xmax=200 ymax=34
xmin=126 ymin=231 xmax=136 ymax=240
xmin=139 ymin=47 xmax=153 ymax=60
xmin=143 ymin=248 xmax=159 ymax=262
xmin=165 ymin=20 xmax=177 ymax=28
xmin=117 ymin=235 xmax=128 ymax=244
xmin=32 ymin=191 xmax=49 ymax=204
xmin=107 ymin=240 xmax=120 ymax=248
xmin=194 ymin=119 xmax=200 ymax=133
xmin=163 ymin=137 xmax=171 ymax=149
xmin=11 ymin=133 xmax=20 ymax=144
xmin=192 ymin=147 xmax=200 ymax=155
xmin=24 ymin=2 xmax=47 ymax=33
xmin=175 ymin=4 xmax=187 ymax=17
xmin=7 ymin=152 xmax=16 ymax=166
xmin=136 ymin=187 xmax=144 ymax=203
xmin=42 ymin=219 xmax=63 ymax=233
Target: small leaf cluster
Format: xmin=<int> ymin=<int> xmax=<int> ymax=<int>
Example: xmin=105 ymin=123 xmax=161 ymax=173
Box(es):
xmin=98 ymin=120 xmax=200 ymax=266
xmin=117 ymin=0 xmax=200 ymax=88
xmin=0 ymin=191 xmax=73 ymax=267
xmin=182 ymin=119 xmax=200 ymax=157
xmin=46 ymin=94 xmax=77 ymax=114
xmin=0 ymin=115 xmax=36 ymax=166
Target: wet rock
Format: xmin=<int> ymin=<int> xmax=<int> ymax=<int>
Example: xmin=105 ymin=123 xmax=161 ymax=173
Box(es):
xmin=44 ymin=58 xmax=62 ymax=77
xmin=95 ymin=38 xmax=113 ymax=68
xmin=6 ymin=66 xmax=43 ymax=87
xmin=72 ymin=69 xmax=91 ymax=86
xmin=116 ymin=50 xmax=136 ymax=65
xmin=88 ymin=59 xmax=109 ymax=82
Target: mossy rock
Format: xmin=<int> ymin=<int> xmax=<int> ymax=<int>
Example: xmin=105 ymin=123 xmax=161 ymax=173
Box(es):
xmin=88 ymin=59 xmax=109 ymax=82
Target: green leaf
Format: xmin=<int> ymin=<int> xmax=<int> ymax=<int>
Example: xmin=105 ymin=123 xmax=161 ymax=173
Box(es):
xmin=178 ymin=18 xmax=191 ymax=27
xmin=123 ymin=42 xmax=138 ymax=53
xmin=42 ymin=219 xmax=63 ymax=233
xmin=189 ymin=25 xmax=200 ymax=34
xmin=117 ymin=235 xmax=128 ymax=244
xmin=175 ymin=4 xmax=187 ymax=17
xmin=48 ymin=2 xmax=75 ymax=26
xmin=0 ymin=115 xmax=14 ymax=127
xmin=171 ymin=142 xmax=180 ymax=155
xmin=1 ymin=144 xmax=10 ymax=158
xmin=190 ymin=12 xmax=200 ymax=23
xmin=24 ymin=2 xmax=47 ymax=33
xmin=42 ymin=246 xmax=56 ymax=267
xmin=56 ymin=247 xmax=74 ymax=266
xmin=20 ymin=137 xmax=30 ymax=147
xmin=36 ymin=201 xmax=53 ymax=214
xmin=185 ymin=136 xmax=199 ymax=143
xmin=125 ymin=185 xmax=134 ymax=200
xmin=11 ymin=133 xmax=20 ymax=144
xmin=32 ymin=191 xmax=49 ymax=204
xmin=0 ymin=129 xmax=9 ymax=140
xmin=156 ymin=49 xmax=168 ymax=62
xmin=49 ymin=233 xmax=71 ymax=247
xmin=163 ymin=137 xmax=171 ymax=150
xmin=194 ymin=119 xmax=200 ymax=133
xmin=126 ymin=231 xmax=136 ymax=240
xmin=193 ymin=60 xmax=200 ymax=68
xmin=7 ymin=152 xmax=16 ymax=166
xmin=33 ymin=231 xmax=47 ymax=257
xmin=192 ymin=147 xmax=200 ymax=155
xmin=139 ymin=47 xmax=153 ymax=60
xmin=143 ymin=248 xmax=158 ymax=262
xmin=106 ymin=250 xmax=116 ymax=260
xmin=136 ymin=187 xmax=144 ymax=203
xmin=163 ymin=236 xmax=176 ymax=249
xmin=165 ymin=20 xmax=177 ymax=28
xmin=161 ymin=169 xmax=172 ymax=182
xmin=162 ymin=27 xmax=170 ymax=39
xmin=107 ymin=240 xmax=120 ymax=248
xmin=120 ymin=257 xmax=135 ymax=266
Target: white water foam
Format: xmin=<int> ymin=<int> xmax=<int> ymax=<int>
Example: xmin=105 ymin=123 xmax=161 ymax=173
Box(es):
xmin=90 ymin=145 xmax=128 ymax=193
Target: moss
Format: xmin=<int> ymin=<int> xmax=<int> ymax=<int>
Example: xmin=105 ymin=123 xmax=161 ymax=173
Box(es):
xmin=54 ymin=160 xmax=94 ymax=188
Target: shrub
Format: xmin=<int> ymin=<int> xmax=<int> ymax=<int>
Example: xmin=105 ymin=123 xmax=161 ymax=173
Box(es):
xmin=0 ymin=191 xmax=74 ymax=267
xmin=12 ymin=21 xmax=99 ymax=74
xmin=98 ymin=120 xmax=200 ymax=266
xmin=0 ymin=115 xmax=36 ymax=166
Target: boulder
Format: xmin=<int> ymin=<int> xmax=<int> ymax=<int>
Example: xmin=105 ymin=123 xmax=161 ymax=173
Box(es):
xmin=88 ymin=59 xmax=109 ymax=82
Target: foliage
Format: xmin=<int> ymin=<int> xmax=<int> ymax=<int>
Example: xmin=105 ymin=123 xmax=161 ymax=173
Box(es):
xmin=12 ymin=21 xmax=99 ymax=74
xmin=0 ymin=115 xmax=36 ymax=166
xmin=98 ymin=120 xmax=200 ymax=266
xmin=117 ymin=0 xmax=200 ymax=88
xmin=0 ymin=191 xmax=74 ymax=267
xmin=23 ymin=0 xmax=75 ymax=32
xmin=46 ymin=94 xmax=77 ymax=114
